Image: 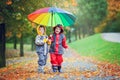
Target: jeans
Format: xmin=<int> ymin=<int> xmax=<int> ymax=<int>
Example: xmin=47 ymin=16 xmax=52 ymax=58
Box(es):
xmin=37 ymin=52 xmax=47 ymax=66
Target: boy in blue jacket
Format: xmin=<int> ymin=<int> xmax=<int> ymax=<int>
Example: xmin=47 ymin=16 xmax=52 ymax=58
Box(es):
xmin=35 ymin=25 xmax=50 ymax=73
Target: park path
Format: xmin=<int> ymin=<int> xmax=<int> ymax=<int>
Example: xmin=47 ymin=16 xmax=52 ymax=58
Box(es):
xmin=0 ymin=49 xmax=120 ymax=80
xmin=101 ymin=33 xmax=120 ymax=43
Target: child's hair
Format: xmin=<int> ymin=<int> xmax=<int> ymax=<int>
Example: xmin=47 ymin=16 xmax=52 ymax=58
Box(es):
xmin=37 ymin=25 xmax=46 ymax=35
xmin=53 ymin=24 xmax=64 ymax=33
xmin=39 ymin=25 xmax=45 ymax=30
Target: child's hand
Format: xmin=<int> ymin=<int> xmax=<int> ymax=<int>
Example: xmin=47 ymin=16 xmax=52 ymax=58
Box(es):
xmin=50 ymin=34 xmax=52 ymax=37
xmin=43 ymin=38 xmax=48 ymax=43
xmin=65 ymin=48 xmax=69 ymax=53
xmin=47 ymin=39 xmax=51 ymax=45
xmin=49 ymin=34 xmax=53 ymax=39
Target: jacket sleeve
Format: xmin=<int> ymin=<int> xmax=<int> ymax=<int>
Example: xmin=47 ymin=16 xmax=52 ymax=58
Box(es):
xmin=45 ymin=35 xmax=51 ymax=45
xmin=62 ymin=36 xmax=68 ymax=49
xmin=35 ymin=35 xmax=44 ymax=45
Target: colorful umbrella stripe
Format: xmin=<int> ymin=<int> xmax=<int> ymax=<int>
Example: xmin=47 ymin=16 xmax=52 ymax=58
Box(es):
xmin=28 ymin=7 xmax=76 ymax=27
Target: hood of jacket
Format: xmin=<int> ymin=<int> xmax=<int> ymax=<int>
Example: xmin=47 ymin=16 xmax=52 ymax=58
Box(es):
xmin=37 ymin=25 xmax=46 ymax=36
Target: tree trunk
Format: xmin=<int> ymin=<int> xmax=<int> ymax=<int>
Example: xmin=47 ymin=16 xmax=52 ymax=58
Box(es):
xmin=31 ymin=37 xmax=35 ymax=51
xmin=74 ymin=27 xmax=77 ymax=41
xmin=82 ymin=26 xmax=86 ymax=38
xmin=90 ymin=26 xmax=94 ymax=35
xmin=68 ymin=30 xmax=71 ymax=43
xmin=20 ymin=34 xmax=24 ymax=57
xmin=13 ymin=34 xmax=17 ymax=49
xmin=87 ymin=22 xmax=94 ymax=36
xmin=78 ymin=27 xmax=81 ymax=39
xmin=0 ymin=23 xmax=6 ymax=68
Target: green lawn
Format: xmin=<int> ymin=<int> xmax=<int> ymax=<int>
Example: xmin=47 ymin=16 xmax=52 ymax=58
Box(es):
xmin=6 ymin=43 xmax=32 ymax=51
xmin=6 ymin=43 xmax=35 ymax=58
xmin=69 ymin=33 xmax=120 ymax=65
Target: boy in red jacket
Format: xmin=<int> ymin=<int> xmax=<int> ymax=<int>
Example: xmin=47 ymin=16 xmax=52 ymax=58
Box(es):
xmin=49 ymin=24 xmax=68 ymax=72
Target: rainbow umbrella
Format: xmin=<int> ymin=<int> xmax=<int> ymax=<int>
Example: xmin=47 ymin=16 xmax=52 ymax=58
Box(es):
xmin=27 ymin=7 xmax=76 ymax=27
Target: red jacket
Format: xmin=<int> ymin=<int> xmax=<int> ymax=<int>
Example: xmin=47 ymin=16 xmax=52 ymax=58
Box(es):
xmin=49 ymin=33 xmax=68 ymax=54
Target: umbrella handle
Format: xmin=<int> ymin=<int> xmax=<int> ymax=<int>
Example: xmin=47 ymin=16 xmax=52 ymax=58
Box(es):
xmin=51 ymin=11 xmax=53 ymax=27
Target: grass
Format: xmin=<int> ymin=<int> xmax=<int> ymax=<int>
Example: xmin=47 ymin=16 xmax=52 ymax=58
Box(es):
xmin=69 ymin=33 xmax=120 ymax=65
xmin=6 ymin=43 xmax=32 ymax=51
xmin=6 ymin=43 xmax=33 ymax=58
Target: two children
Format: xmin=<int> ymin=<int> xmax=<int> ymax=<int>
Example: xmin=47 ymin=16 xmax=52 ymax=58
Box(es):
xmin=35 ymin=24 xmax=68 ymax=73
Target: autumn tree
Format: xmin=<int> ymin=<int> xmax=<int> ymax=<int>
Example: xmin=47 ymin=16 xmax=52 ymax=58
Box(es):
xmin=0 ymin=0 xmax=53 ymax=67
xmin=0 ymin=23 xmax=6 ymax=68
xmin=95 ymin=0 xmax=120 ymax=33
xmin=103 ymin=13 xmax=120 ymax=32
xmin=76 ymin=0 xmax=107 ymax=38
xmin=103 ymin=0 xmax=120 ymax=32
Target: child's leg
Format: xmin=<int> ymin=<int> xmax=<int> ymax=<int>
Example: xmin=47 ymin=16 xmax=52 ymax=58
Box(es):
xmin=37 ymin=53 xmax=47 ymax=73
xmin=50 ymin=54 xmax=58 ymax=72
xmin=57 ymin=54 xmax=63 ymax=72
xmin=38 ymin=53 xmax=47 ymax=66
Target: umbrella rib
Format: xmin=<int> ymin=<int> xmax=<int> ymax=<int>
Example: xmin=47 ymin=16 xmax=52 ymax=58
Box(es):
xmin=64 ymin=13 xmax=76 ymax=26
xmin=59 ymin=14 xmax=68 ymax=26
xmin=59 ymin=13 xmax=74 ymax=26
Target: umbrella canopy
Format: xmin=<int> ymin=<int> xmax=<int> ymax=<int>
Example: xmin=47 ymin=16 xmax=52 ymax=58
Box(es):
xmin=27 ymin=7 xmax=76 ymax=27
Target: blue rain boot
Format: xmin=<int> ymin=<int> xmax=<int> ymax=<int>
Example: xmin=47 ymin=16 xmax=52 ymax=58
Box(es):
xmin=38 ymin=66 xmax=44 ymax=73
xmin=58 ymin=66 xmax=62 ymax=73
xmin=52 ymin=66 xmax=57 ymax=72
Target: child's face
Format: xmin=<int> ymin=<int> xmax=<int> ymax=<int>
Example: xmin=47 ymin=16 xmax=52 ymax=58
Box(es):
xmin=39 ymin=27 xmax=45 ymax=34
xmin=55 ymin=27 xmax=61 ymax=34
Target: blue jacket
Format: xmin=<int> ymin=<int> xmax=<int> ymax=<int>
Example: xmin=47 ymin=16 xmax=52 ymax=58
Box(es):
xmin=35 ymin=35 xmax=48 ymax=55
